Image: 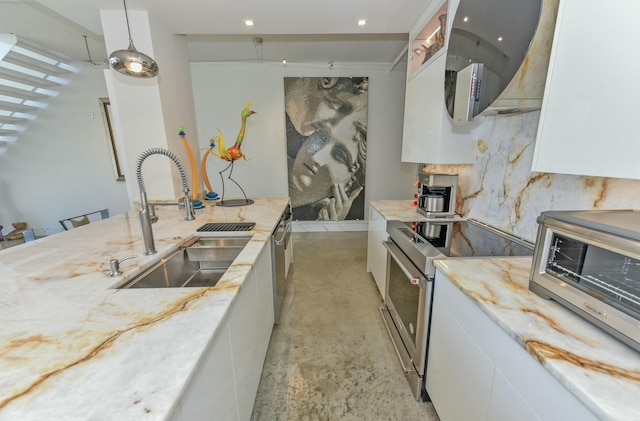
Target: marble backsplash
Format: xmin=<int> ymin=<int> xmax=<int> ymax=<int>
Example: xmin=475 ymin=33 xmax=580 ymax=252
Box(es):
xmin=428 ymin=110 xmax=640 ymax=243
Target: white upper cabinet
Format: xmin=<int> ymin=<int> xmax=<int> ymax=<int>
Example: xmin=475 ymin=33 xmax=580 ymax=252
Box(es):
xmin=401 ymin=0 xmax=477 ymax=164
xmin=408 ymin=1 xmax=449 ymax=78
xmin=401 ymin=0 xmax=549 ymax=164
xmin=532 ymin=0 xmax=640 ymax=180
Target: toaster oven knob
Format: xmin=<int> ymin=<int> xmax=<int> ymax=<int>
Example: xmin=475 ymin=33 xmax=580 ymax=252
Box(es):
xmin=411 ymin=201 xmax=418 ymax=207
xmin=414 ymin=193 xmax=419 ymax=198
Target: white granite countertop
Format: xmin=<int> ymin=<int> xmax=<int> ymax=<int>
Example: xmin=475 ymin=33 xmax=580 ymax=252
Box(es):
xmin=369 ymin=199 xmax=464 ymax=222
xmin=436 ymin=258 xmax=640 ymax=421
xmin=369 ymin=199 xmax=426 ymax=221
xmin=0 ymin=197 xmax=289 ymax=420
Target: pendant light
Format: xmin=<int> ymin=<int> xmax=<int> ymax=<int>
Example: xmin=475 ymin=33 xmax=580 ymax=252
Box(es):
xmin=108 ymin=0 xmax=159 ymax=78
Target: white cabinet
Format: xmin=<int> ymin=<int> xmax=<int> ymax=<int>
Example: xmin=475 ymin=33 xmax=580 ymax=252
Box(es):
xmin=486 ymin=369 xmax=539 ymax=421
xmin=170 ymin=242 xmax=274 ymax=421
xmin=172 ymin=326 xmax=238 ymax=421
xmin=401 ymin=0 xmax=476 ymax=164
xmin=426 ymin=289 xmax=494 ymax=420
xmin=427 ymin=269 xmax=598 ymax=421
xmin=228 ymin=241 xmax=274 ymax=421
xmin=532 ymin=0 xmax=640 ymax=179
xmin=367 ymin=204 xmax=388 ymax=297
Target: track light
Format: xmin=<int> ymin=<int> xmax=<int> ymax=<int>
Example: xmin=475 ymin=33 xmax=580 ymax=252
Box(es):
xmin=108 ymin=0 xmax=159 ymax=78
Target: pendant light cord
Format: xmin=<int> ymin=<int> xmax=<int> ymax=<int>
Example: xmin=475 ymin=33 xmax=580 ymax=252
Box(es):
xmin=123 ymin=0 xmax=133 ymax=43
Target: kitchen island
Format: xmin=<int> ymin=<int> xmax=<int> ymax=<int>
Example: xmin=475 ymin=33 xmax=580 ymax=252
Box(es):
xmin=0 ymin=197 xmax=289 ymax=420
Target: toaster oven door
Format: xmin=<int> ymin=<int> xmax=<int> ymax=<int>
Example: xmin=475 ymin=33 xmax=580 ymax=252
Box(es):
xmin=530 ymin=223 xmax=640 ymax=351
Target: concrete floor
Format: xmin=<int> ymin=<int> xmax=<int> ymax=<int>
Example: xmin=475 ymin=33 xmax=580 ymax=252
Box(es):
xmin=251 ymin=231 xmax=440 ymax=421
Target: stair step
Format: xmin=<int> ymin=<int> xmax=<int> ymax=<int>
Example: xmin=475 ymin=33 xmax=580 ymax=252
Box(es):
xmin=0 ymin=115 xmax=28 ymax=124
xmin=0 ymin=85 xmax=49 ymax=101
xmin=3 ymin=51 xmax=72 ymax=76
xmin=0 ymin=100 xmax=39 ymax=113
xmin=0 ymin=128 xmax=18 ymax=136
xmin=0 ymin=67 xmax=61 ymax=88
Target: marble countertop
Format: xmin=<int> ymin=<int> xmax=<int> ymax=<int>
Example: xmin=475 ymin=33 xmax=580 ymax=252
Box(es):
xmin=369 ymin=199 xmax=426 ymax=221
xmin=0 ymin=197 xmax=289 ymax=419
xmin=369 ymin=199 xmax=464 ymax=222
xmin=435 ymin=257 xmax=640 ymax=421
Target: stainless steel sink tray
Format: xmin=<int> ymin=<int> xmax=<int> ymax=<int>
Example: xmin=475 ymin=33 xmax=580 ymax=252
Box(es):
xmin=117 ymin=235 xmax=251 ymax=289
xmin=185 ymin=237 xmax=250 ymax=262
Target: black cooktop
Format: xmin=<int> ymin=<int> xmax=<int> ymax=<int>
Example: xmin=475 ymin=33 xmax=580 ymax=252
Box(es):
xmin=404 ymin=219 xmax=534 ymax=258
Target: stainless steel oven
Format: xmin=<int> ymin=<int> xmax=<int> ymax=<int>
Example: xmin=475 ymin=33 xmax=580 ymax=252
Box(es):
xmin=530 ymin=210 xmax=640 ymax=352
xmin=381 ymin=237 xmax=434 ymax=400
xmin=380 ymin=219 xmax=533 ymax=401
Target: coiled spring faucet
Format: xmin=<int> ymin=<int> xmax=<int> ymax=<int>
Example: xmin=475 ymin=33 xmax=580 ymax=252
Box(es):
xmin=136 ymin=148 xmax=195 ymax=255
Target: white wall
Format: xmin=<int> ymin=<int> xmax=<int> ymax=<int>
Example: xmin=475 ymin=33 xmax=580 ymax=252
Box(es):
xmin=0 ymin=64 xmax=130 ymax=236
xmin=190 ymin=61 xmax=417 ymax=207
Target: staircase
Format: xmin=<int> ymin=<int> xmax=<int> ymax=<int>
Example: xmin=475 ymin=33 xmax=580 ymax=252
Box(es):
xmin=0 ymin=33 xmax=75 ymax=154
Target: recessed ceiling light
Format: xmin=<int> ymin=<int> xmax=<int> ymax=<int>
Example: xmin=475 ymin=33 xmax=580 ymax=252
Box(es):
xmin=244 ymin=19 xmax=254 ymax=27
xmin=357 ymin=19 xmax=367 ymax=26
xmin=498 ymin=36 xmax=503 ymax=42
xmin=463 ymin=16 xmax=469 ymax=22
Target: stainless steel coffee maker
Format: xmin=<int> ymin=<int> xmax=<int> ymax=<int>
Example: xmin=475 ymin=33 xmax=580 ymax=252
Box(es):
xmin=416 ymin=173 xmax=458 ymax=218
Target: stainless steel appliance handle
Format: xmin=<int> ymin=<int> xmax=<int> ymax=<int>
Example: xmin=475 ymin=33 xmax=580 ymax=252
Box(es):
xmin=380 ymin=307 xmax=415 ymax=376
xmin=274 ymin=219 xmax=291 ymax=245
xmin=383 ymin=240 xmax=425 ymax=286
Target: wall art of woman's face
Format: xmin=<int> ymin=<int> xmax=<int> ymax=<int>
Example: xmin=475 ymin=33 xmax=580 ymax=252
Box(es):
xmin=284 ymin=77 xmax=368 ymax=137
xmin=289 ymin=108 xmax=367 ymax=207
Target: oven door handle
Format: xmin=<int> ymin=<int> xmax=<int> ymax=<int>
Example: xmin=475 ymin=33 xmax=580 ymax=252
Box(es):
xmin=383 ymin=240 xmax=426 ymax=286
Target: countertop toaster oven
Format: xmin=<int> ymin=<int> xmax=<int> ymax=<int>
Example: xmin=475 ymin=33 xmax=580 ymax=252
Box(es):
xmin=530 ymin=210 xmax=640 ymax=352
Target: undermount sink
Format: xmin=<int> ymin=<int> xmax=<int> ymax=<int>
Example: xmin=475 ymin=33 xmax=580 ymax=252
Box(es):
xmin=118 ymin=235 xmax=251 ymax=289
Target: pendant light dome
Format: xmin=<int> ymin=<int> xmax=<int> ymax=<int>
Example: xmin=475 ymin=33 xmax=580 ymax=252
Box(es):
xmin=108 ymin=0 xmax=159 ymax=78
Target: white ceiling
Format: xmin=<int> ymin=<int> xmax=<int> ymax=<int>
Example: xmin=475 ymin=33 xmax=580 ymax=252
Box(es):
xmin=1 ymin=0 xmax=431 ymax=65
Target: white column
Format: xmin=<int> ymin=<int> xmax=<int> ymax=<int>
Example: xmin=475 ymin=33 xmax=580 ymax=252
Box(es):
xmin=100 ymin=9 xmax=200 ymax=204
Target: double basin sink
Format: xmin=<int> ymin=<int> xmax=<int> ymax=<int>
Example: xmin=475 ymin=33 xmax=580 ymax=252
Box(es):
xmin=118 ymin=235 xmax=251 ymax=289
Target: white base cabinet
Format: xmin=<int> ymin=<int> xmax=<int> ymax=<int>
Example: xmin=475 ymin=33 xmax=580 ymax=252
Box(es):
xmin=426 ymin=288 xmax=495 ymax=420
xmin=367 ymin=204 xmax=388 ymax=297
xmin=170 ymin=241 xmax=274 ymax=421
xmin=427 ymin=269 xmax=598 ymax=421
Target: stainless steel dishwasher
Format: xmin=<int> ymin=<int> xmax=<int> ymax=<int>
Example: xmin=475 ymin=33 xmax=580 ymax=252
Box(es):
xmin=272 ymin=204 xmax=292 ymax=323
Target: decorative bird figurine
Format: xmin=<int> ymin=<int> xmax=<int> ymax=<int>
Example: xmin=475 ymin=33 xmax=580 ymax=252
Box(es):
xmin=200 ymin=101 xmax=256 ymax=206
xmin=211 ymin=101 xmax=256 ymax=162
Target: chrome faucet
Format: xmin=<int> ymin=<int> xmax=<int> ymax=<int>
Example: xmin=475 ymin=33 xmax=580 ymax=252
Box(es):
xmin=135 ymin=148 xmax=195 ymax=255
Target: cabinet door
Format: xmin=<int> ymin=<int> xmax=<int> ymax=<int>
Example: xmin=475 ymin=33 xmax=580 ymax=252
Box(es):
xmin=532 ymin=0 xmax=640 ymax=179
xmin=426 ymin=290 xmax=494 ymax=420
xmin=228 ymin=244 xmax=274 ymax=421
xmin=367 ymin=204 xmax=387 ymax=297
xmin=408 ymin=1 xmax=448 ymax=78
xmin=401 ymin=53 xmax=475 ymax=164
xmin=487 ymin=369 xmax=540 ymax=421
xmin=174 ymin=326 xmax=238 ymax=421
xmin=402 ymin=54 xmax=446 ymax=163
